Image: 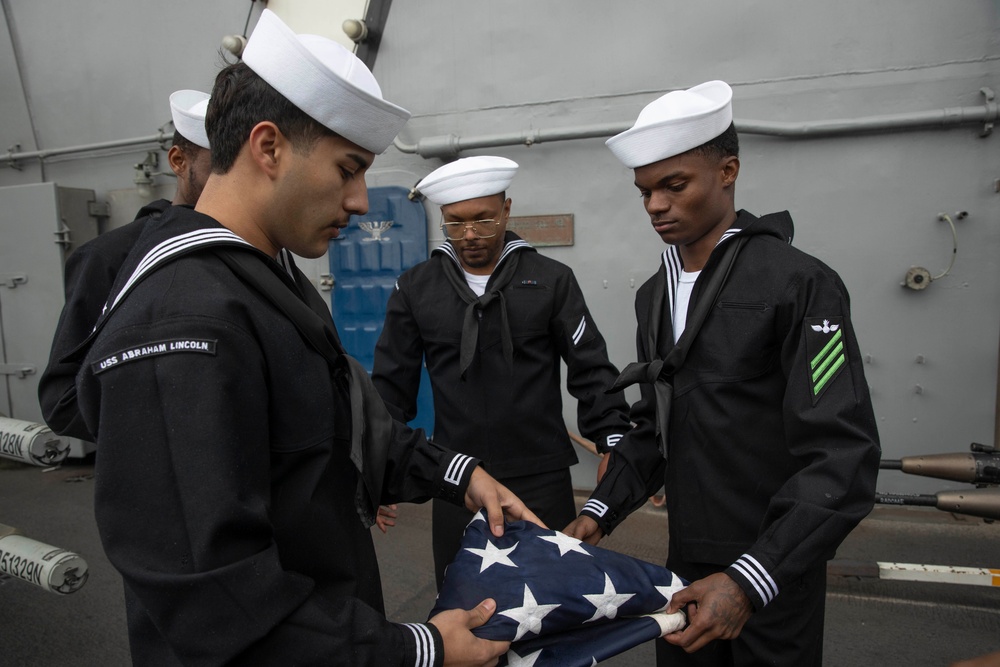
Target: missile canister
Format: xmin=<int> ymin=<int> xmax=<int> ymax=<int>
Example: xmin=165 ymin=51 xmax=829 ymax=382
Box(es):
xmin=0 ymin=525 xmax=89 ymax=594
xmin=875 ymin=488 xmax=1000 ymax=520
xmin=900 ymin=452 xmax=1000 ymax=484
xmin=933 ymin=488 xmax=1000 ymax=521
xmin=0 ymin=416 xmax=69 ymax=467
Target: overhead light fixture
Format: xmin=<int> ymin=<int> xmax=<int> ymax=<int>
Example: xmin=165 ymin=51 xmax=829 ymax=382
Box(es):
xmin=342 ymin=19 xmax=369 ymax=43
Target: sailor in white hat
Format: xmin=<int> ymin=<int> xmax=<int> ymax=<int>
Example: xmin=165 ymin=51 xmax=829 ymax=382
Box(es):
xmin=416 ymin=155 xmax=519 ymax=274
xmin=167 ymin=89 xmax=213 ymax=207
xmin=73 ymin=9 xmax=541 ymax=667
xmin=373 ymin=155 xmax=631 ymax=591
xmin=38 ymin=88 xmax=213 ymax=441
xmin=567 ymin=81 xmax=880 ymax=667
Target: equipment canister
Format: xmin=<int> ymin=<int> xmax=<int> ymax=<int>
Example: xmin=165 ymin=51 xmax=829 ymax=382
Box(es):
xmin=0 ymin=416 xmax=69 ymax=467
xmin=0 ymin=531 xmax=89 ymax=594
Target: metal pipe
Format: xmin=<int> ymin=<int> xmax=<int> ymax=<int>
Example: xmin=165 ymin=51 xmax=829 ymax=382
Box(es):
xmin=6 ymin=92 xmax=997 ymax=165
xmin=393 ymin=122 xmax=632 ymax=160
xmin=3 ymin=132 xmax=168 ymax=169
xmin=394 ymin=91 xmax=999 ymax=159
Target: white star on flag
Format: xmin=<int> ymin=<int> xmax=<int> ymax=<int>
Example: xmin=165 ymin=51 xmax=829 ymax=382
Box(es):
xmin=583 ymin=573 xmax=635 ymax=622
xmin=499 ymin=584 xmax=561 ymax=640
xmin=465 ymin=539 xmax=518 ymax=573
xmin=654 ymin=575 xmax=685 ymax=609
xmin=505 ymin=649 xmax=543 ymax=666
xmin=432 ymin=516 xmax=689 ymax=665
xmin=537 ymin=531 xmax=591 ymax=557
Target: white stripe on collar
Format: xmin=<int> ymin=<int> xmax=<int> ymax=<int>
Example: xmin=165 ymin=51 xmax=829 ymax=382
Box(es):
xmin=433 ymin=237 xmax=532 ymax=272
xmin=660 ymin=227 xmax=741 ymax=315
xmin=105 ymin=228 xmax=252 ymax=318
xmin=277 ymin=248 xmax=296 ymax=278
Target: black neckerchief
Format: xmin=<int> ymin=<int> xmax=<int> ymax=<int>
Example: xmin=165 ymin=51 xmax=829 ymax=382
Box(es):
xmin=435 ymin=233 xmax=534 ymax=379
xmin=608 ymin=235 xmax=746 ymax=460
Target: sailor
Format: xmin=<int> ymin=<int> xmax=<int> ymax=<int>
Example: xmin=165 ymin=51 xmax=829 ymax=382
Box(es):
xmin=38 ymin=88 xmax=213 ymax=441
xmin=372 ymin=155 xmax=631 ymax=589
xmin=565 ymin=81 xmax=881 ymax=666
xmin=74 ymin=10 xmax=537 ymax=666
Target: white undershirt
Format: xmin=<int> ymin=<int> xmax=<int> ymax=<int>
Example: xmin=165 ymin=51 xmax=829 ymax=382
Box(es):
xmin=463 ymin=269 xmax=491 ymax=297
xmin=672 ymin=269 xmax=701 ymax=343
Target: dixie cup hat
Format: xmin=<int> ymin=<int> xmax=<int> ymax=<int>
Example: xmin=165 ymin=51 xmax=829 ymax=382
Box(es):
xmin=169 ymin=90 xmax=211 ymax=150
xmin=606 ymin=80 xmax=733 ymax=168
xmin=241 ymin=9 xmax=411 ymax=154
xmin=416 ymin=156 xmax=519 ymax=206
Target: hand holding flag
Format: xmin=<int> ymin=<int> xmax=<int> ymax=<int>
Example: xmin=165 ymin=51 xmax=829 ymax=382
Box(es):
xmin=464 ymin=467 xmax=546 ymax=537
xmin=431 ymin=511 xmax=688 ymax=666
xmin=663 ymin=571 xmax=753 ymax=653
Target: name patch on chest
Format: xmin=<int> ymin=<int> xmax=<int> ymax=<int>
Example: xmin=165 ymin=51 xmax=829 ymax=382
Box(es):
xmin=92 ymin=338 xmax=217 ymax=374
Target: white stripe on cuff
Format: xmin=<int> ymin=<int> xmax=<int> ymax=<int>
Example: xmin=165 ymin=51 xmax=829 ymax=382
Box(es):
xmin=402 ymin=623 xmax=435 ymax=667
xmin=731 ymin=554 xmax=779 ymax=605
xmin=582 ymin=499 xmax=609 ymax=518
xmin=605 ymin=434 xmax=623 ymax=448
xmin=444 ymin=454 xmax=473 ymax=486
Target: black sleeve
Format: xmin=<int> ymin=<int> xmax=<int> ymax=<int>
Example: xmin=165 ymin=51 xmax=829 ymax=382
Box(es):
xmin=372 ymin=277 xmax=423 ymax=424
xmin=550 ymin=269 xmax=632 ymax=453
xmin=38 ymin=244 xmax=116 ymax=440
xmin=380 ymin=415 xmax=481 ymax=509
xmin=726 ymin=268 xmax=880 ymax=610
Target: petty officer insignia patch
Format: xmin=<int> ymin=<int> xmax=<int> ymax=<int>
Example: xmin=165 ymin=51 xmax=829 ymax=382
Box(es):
xmin=805 ymin=317 xmax=846 ymax=404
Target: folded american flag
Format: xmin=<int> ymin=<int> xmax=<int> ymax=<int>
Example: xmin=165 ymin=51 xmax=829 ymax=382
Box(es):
xmin=430 ymin=511 xmax=688 ymax=666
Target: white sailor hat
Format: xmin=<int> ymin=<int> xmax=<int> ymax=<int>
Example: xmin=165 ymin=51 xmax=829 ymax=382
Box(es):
xmin=169 ymin=90 xmax=211 ymax=150
xmin=241 ymin=9 xmax=410 ymax=154
xmin=606 ymin=80 xmax=733 ymax=169
xmin=416 ymin=156 xmax=518 ymax=206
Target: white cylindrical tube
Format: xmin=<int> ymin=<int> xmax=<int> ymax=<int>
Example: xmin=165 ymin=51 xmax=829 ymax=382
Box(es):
xmin=0 ymin=416 xmax=69 ymax=467
xmin=0 ymin=532 xmax=89 ymax=594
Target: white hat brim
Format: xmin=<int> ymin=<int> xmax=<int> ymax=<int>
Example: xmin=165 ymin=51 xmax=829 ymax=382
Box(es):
xmin=169 ymin=90 xmax=211 ymax=150
xmin=242 ymin=9 xmax=410 ymax=154
xmin=607 ymin=80 xmax=733 ymax=168
xmin=416 ymin=156 xmax=518 ymax=205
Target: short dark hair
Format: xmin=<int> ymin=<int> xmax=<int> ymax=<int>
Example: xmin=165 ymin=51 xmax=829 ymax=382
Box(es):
xmin=171 ymin=131 xmax=199 ymax=157
xmin=693 ymin=122 xmax=739 ymax=161
xmin=205 ymin=62 xmax=336 ymax=173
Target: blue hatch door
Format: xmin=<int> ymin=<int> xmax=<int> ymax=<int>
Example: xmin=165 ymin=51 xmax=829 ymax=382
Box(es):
xmin=328 ymin=186 xmax=434 ymax=434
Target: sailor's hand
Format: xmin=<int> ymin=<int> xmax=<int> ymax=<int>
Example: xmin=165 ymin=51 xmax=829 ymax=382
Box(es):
xmin=429 ymin=598 xmax=509 ymax=667
xmin=464 ymin=467 xmax=545 ymax=537
xmin=374 ymin=504 xmax=397 ymax=534
xmin=664 ymin=572 xmax=753 ymax=652
xmin=563 ymin=515 xmax=604 ymax=545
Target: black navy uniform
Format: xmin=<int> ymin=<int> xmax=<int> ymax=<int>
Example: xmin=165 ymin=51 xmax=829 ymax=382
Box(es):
xmin=373 ymin=231 xmax=631 ymax=586
xmin=581 ymin=211 xmax=880 ymax=666
xmin=39 ymin=199 xmax=171 ymax=441
xmin=76 ymin=206 xmax=474 ymax=667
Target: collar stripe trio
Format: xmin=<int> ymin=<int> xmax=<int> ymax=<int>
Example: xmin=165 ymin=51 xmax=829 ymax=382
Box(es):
xmin=108 ymin=228 xmax=252 ymax=316
xmin=659 ymin=228 xmax=741 ymax=314
xmin=434 ymin=238 xmax=531 ymax=273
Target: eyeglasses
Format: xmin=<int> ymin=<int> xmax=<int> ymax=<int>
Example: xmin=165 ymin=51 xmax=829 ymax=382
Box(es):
xmin=440 ymin=218 xmax=502 ymax=240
